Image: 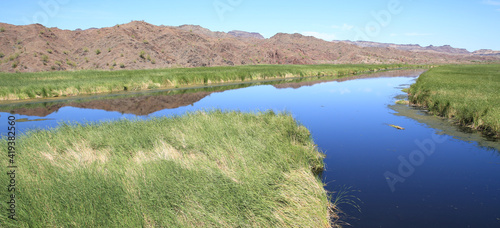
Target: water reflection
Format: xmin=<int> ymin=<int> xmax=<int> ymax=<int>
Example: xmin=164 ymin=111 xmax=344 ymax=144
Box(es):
xmin=1 ymin=69 xmax=425 ymax=117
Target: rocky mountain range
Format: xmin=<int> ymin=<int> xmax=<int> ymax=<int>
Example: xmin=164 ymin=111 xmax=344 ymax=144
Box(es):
xmin=0 ymin=21 xmax=498 ymax=73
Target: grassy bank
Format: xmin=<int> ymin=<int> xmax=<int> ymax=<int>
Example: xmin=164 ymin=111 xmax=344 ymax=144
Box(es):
xmin=0 ymin=111 xmax=334 ymax=227
xmin=409 ymin=64 xmax=500 ymax=137
xmin=0 ymin=64 xmax=423 ymax=101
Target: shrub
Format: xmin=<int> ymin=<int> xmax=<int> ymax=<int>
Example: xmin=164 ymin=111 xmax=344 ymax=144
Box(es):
xmin=0 ymin=27 xmax=5 ymax=32
xmin=83 ymin=47 xmax=89 ymax=52
xmin=67 ymin=60 xmax=77 ymax=67
xmin=95 ymin=49 xmax=101 ymax=55
xmin=108 ymin=48 xmax=112 ymax=52
xmin=55 ymin=61 xmax=62 ymax=66
xmin=139 ymin=50 xmax=146 ymax=59
xmin=11 ymin=61 xmax=18 ymax=68
xmin=8 ymin=53 xmax=20 ymax=61
xmin=143 ymin=39 xmax=149 ymax=44
xmin=120 ymin=63 xmax=125 ymax=68
xmin=0 ymin=52 xmax=4 ymax=58
xmin=41 ymin=55 xmax=49 ymax=63
xmin=47 ymin=49 xmax=53 ymax=54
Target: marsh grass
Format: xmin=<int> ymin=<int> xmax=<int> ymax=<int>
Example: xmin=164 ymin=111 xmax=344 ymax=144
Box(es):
xmin=0 ymin=110 xmax=334 ymax=227
xmin=409 ymin=64 xmax=500 ymax=137
xmin=0 ymin=64 xmax=422 ymax=101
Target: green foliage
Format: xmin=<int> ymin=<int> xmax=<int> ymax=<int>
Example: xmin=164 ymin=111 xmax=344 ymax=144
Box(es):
xmin=95 ymin=49 xmax=101 ymax=55
xmin=55 ymin=60 xmax=62 ymax=66
xmin=0 ymin=64 xmax=420 ymax=100
xmin=41 ymin=54 xmax=49 ymax=63
xmin=0 ymin=111 xmax=329 ymax=227
xmin=409 ymin=64 xmax=500 ymax=137
xmin=0 ymin=27 xmax=5 ymax=32
xmin=67 ymin=60 xmax=77 ymax=67
xmin=63 ymin=50 xmax=69 ymax=55
xmin=142 ymin=39 xmax=149 ymax=44
xmin=46 ymin=49 xmax=53 ymax=54
xmin=83 ymin=47 xmax=89 ymax=52
xmin=8 ymin=53 xmax=19 ymax=61
xmin=108 ymin=47 xmax=112 ymax=52
xmin=0 ymin=52 xmax=4 ymax=58
xmin=139 ymin=50 xmax=146 ymax=59
xmin=11 ymin=61 xmax=18 ymax=68
xmin=120 ymin=63 xmax=125 ymax=68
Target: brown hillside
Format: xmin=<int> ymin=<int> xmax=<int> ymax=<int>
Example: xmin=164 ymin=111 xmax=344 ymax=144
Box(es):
xmin=0 ymin=21 xmax=498 ymax=73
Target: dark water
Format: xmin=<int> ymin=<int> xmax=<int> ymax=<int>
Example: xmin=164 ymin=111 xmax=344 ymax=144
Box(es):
xmin=1 ymin=70 xmax=499 ymax=227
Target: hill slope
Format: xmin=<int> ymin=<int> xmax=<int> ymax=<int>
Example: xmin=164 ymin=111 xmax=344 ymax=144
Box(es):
xmin=0 ymin=21 xmax=498 ymax=72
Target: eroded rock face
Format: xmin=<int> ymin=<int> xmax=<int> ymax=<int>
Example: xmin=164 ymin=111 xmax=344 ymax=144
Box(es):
xmin=0 ymin=21 xmax=498 ymax=73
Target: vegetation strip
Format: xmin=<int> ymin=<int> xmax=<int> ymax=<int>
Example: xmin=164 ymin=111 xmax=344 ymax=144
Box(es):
xmin=0 ymin=64 xmax=426 ymax=101
xmin=409 ymin=64 xmax=500 ymax=138
xmin=0 ymin=110 xmax=335 ymax=227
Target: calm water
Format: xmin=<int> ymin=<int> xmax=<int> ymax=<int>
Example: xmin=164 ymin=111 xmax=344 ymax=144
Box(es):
xmin=1 ymin=70 xmax=499 ymax=227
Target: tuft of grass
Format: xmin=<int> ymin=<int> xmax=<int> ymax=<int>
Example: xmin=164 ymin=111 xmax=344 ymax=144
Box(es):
xmin=120 ymin=63 xmax=125 ymax=68
xmin=0 ymin=111 xmax=331 ymax=227
xmin=139 ymin=50 xmax=146 ymax=59
xmin=0 ymin=27 xmax=5 ymax=32
xmin=409 ymin=64 xmax=500 ymax=137
xmin=395 ymin=100 xmax=409 ymax=105
xmin=0 ymin=52 xmax=4 ymax=58
xmin=95 ymin=49 xmax=101 ymax=55
xmin=46 ymin=49 xmax=53 ymax=54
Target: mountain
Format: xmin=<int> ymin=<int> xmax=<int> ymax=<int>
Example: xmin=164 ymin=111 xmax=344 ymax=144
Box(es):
xmin=340 ymin=41 xmax=472 ymax=55
xmin=473 ymin=49 xmax=500 ymax=56
xmin=228 ymin=30 xmax=265 ymax=39
xmin=0 ymin=21 xmax=498 ymax=73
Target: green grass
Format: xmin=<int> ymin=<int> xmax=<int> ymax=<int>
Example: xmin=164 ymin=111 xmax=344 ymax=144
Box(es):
xmin=409 ymin=64 xmax=500 ymax=137
xmin=0 ymin=64 xmax=425 ymax=101
xmin=0 ymin=110 xmax=334 ymax=227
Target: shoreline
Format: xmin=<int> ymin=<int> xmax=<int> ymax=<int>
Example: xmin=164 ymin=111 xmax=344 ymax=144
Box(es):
xmin=408 ymin=64 xmax=500 ymax=139
xmin=0 ymin=110 xmax=338 ymax=227
xmin=0 ymin=64 xmax=427 ymax=102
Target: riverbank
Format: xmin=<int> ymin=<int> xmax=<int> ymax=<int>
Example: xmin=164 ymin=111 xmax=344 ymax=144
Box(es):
xmin=409 ymin=64 xmax=500 ymax=138
xmin=0 ymin=64 xmax=426 ymax=101
xmin=0 ymin=111 xmax=335 ymax=227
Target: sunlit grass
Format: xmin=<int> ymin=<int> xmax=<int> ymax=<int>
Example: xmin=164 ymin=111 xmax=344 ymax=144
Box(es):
xmin=409 ymin=64 xmax=500 ymax=137
xmin=0 ymin=64 xmax=424 ymax=101
xmin=0 ymin=110 xmax=335 ymax=227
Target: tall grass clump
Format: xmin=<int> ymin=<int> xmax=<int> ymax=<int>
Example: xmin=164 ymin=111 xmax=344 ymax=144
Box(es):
xmin=0 ymin=110 xmax=335 ymax=227
xmin=0 ymin=64 xmax=425 ymax=101
xmin=409 ymin=64 xmax=500 ymax=137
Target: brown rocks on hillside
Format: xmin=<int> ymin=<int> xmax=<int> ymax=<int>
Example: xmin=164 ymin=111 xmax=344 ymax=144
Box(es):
xmin=0 ymin=21 xmax=498 ymax=73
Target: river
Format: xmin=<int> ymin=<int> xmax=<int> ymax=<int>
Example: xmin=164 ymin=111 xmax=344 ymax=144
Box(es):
xmin=1 ymin=69 xmax=499 ymax=227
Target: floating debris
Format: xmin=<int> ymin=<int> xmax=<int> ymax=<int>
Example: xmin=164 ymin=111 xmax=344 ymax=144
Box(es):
xmin=388 ymin=124 xmax=405 ymax=130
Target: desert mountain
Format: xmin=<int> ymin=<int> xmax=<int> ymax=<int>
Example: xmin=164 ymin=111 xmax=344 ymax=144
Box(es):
xmin=340 ymin=41 xmax=472 ymax=55
xmin=0 ymin=21 xmax=498 ymax=73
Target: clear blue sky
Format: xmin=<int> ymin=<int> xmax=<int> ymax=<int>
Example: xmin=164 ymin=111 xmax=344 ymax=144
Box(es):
xmin=1 ymin=0 xmax=499 ymax=51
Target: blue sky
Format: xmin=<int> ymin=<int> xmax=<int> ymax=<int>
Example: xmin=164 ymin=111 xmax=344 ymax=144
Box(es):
xmin=1 ymin=0 xmax=499 ymax=51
